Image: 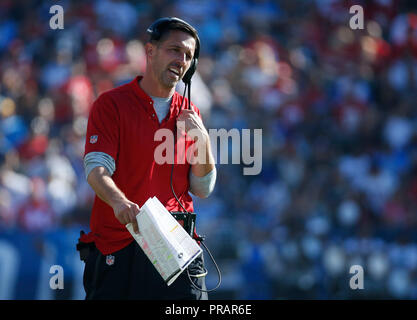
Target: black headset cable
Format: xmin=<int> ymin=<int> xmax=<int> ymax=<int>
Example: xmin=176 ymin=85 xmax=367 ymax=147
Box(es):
xmin=170 ymin=81 xmax=222 ymax=292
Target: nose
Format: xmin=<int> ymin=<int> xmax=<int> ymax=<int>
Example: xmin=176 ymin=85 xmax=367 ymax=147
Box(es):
xmin=175 ymin=53 xmax=187 ymax=67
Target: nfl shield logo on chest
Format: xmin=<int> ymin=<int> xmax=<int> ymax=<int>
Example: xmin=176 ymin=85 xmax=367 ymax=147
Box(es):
xmin=90 ymin=135 xmax=98 ymax=144
xmin=106 ymin=254 xmax=115 ymax=266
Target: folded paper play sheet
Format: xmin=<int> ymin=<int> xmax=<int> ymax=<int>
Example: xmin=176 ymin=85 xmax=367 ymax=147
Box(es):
xmin=126 ymin=196 xmax=202 ymax=286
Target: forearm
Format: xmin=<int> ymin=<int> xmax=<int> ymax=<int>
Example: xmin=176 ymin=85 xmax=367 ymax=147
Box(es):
xmin=87 ymin=166 xmax=140 ymax=233
xmin=191 ymin=132 xmax=215 ymax=177
xmin=87 ymin=166 xmax=127 ymax=208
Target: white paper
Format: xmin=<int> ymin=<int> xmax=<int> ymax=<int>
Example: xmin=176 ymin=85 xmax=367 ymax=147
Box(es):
xmin=126 ymin=197 xmax=202 ymax=286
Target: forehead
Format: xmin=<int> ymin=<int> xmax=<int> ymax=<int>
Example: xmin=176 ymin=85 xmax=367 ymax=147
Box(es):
xmin=160 ymin=30 xmax=196 ymax=52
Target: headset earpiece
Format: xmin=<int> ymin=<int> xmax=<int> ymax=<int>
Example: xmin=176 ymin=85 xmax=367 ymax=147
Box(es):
xmin=182 ymin=56 xmax=197 ymax=84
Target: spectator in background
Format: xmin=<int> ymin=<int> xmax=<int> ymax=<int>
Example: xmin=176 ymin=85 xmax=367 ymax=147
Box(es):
xmin=1 ymin=0 xmax=417 ymax=299
xmin=17 ymin=177 xmax=56 ymax=232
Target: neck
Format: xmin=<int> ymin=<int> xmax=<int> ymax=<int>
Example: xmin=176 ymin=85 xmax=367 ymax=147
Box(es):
xmin=140 ymin=70 xmax=175 ymax=98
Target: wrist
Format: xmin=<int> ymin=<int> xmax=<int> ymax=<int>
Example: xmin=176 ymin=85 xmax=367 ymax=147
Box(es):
xmin=109 ymin=195 xmax=129 ymax=211
xmin=193 ymin=130 xmax=209 ymax=144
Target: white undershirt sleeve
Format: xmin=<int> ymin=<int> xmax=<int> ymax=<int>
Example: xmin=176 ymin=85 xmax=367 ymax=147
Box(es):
xmin=188 ymin=167 xmax=217 ymax=198
xmin=84 ymin=151 xmax=116 ymax=179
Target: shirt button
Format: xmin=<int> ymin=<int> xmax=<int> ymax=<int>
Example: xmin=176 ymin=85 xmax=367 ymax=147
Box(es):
xmin=150 ymin=101 xmax=152 ymax=104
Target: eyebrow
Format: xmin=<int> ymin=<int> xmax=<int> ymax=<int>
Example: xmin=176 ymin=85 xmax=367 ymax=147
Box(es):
xmin=168 ymin=44 xmax=191 ymax=50
xmin=167 ymin=44 xmax=193 ymax=56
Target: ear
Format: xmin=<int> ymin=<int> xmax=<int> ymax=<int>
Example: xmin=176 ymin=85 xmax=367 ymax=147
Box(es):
xmin=145 ymin=42 xmax=155 ymax=59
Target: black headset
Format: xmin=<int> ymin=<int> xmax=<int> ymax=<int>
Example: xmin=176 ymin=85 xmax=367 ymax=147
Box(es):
xmin=146 ymin=17 xmax=200 ymax=84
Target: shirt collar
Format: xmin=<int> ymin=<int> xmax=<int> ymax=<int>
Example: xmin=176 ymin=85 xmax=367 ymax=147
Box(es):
xmin=130 ymin=76 xmax=181 ymax=121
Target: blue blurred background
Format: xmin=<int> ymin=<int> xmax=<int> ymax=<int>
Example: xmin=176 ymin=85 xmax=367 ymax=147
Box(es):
xmin=1 ymin=0 xmax=417 ymax=299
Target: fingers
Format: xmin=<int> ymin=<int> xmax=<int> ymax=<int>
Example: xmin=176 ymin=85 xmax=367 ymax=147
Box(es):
xmin=127 ymin=203 xmax=140 ymax=234
xmin=114 ymin=201 xmax=141 ymax=233
xmin=177 ymin=109 xmax=198 ymax=121
xmin=128 ymin=203 xmax=140 ymax=220
xmin=179 ymin=109 xmax=196 ymax=115
xmin=177 ymin=111 xmax=205 ymax=135
xmin=128 ymin=204 xmax=140 ymax=234
xmin=132 ymin=220 xmax=139 ymax=234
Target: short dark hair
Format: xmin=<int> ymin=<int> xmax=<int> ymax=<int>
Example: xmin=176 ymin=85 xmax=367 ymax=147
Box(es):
xmin=146 ymin=17 xmax=200 ymax=54
xmin=151 ymin=22 xmax=197 ymax=43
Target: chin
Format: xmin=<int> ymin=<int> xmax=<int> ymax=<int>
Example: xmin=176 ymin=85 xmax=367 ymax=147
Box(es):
xmin=161 ymin=71 xmax=181 ymax=87
xmin=162 ymin=78 xmax=179 ymax=89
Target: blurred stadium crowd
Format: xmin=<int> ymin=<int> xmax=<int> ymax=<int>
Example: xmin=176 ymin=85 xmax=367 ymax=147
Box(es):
xmin=1 ymin=0 xmax=417 ymax=299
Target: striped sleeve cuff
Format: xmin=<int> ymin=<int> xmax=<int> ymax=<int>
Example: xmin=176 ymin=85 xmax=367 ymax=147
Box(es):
xmin=84 ymin=152 xmax=116 ymax=179
xmin=189 ymin=167 xmax=217 ymax=198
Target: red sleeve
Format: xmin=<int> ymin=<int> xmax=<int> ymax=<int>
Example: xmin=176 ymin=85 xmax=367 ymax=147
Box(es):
xmin=84 ymin=93 xmax=119 ymax=160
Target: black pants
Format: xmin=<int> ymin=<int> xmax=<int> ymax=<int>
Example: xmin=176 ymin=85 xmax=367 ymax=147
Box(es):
xmin=83 ymin=241 xmax=208 ymax=300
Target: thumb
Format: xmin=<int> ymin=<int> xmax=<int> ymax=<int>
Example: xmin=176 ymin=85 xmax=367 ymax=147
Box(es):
xmin=132 ymin=220 xmax=139 ymax=234
xmin=131 ymin=205 xmax=140 ymax=234
xmin=134 ymin=205 xmax=141 ymax=234
xmin=134 ymin=203 xmax=141 ymax=214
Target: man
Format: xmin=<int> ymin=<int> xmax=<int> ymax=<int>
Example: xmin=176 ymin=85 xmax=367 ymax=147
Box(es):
xmin=79 ymin=17 xmax=216 ymax=300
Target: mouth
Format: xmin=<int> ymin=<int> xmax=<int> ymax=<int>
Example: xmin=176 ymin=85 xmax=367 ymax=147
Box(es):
xmin=168 ymin=67 xmax=181 ymax=78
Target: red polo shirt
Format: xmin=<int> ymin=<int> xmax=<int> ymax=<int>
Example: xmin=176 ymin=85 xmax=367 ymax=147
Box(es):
xmin=82 ymin=76 xmax=200 ymax=255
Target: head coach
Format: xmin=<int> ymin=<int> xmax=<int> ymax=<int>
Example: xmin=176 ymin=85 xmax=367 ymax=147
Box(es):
xmin=78 ymin=17 xmax=216 ymax=300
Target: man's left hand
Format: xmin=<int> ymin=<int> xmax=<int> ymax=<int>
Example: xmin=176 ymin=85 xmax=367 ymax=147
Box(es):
xmin=177 ymin=109 xmax=208 ymax=141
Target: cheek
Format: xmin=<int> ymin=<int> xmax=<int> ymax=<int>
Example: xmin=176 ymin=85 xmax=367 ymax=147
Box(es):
xmin=159 ymin=50 xmax=174 ymax=63
xmin=152 ymin=59 xmax=168 ymax=77
xmin=152 ymin=52 xmax=167 ymax=69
